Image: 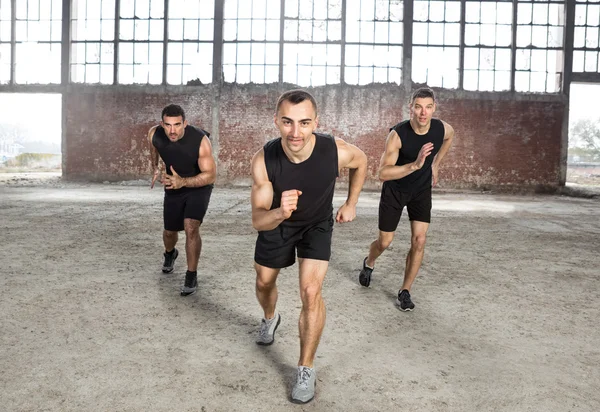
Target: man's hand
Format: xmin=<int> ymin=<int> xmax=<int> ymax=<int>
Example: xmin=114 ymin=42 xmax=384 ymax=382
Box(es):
xmin=335 ymin=202 xmax=357 ymax=223
xmin=163 ymin=166 xmax=186 ymax=190
xmin=279 ymin=189 xmax=302 ymax=220
xmin=432 ymin=164 xmax=439 ymax=187
xmin=413 ymin=142 xmax=434 ymax=170
xmin=150 ymin=168 xmax=160 ymax=189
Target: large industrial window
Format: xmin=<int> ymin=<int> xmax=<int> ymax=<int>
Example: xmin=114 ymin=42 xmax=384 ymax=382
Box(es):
xmin=0 ymin=0 xmax=10 ymax=84
xmin=345 ymin=0 xmax=403 ymax=85
xmin=15 ymin=0 xmax=62 ymax=84
xmin=573 ymin=0 xmax=600 ymax=74
xmin=118 ymin=0 xmax=164 ymax=84
xmin=463 ymin=1 xmax=512 ymax=92
xmin=223 ymin=0 xmax=280 ymax=84
xmin=283 ymin=0 xmax=342 ymax=87
xmin=412 ymin=0 xmax=460 ymax=89
xmin=71 ymin=0 xmax=115 ymax=84
xmin=167 ymin=0 xmax=214 ymax=85
xmin=515 ymin=0 xmax=564 ymax=93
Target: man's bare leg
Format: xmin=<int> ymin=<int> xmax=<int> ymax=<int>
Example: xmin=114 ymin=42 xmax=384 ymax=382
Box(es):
xmin=297 ymin=258 xmax=329 ymax=368
xmin=255 ymin=263 xmax=280 ymax=320
xmin=255 ymin=263 xmax=281 ymax=345
xmin=180 ymin=218 xmax=201 ymax=296
xmin=183 ymin=218 xmax=201 ymax=272
xmin=366 ymin=230 xmax=395 ymax=267
xmin=401 ymin=220 xmax=429 ymax=291
xmin=163 ymin=230 xmax=178 ymax=252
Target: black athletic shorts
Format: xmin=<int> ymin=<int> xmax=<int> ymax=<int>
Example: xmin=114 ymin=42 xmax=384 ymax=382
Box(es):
xmin=254 ymin=216 xmax=334 ymax=269
xmin=378 ymin=183 xmax=432 ymax=232
xmin=163 ymin=187 xmax=212 ymax=231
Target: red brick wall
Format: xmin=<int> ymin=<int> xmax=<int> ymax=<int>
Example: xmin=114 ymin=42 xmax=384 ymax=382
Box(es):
xmin=64 ymin=86 xmax=213 ymax=181
xmin=64 ymin=84 xmax=566 ymax=190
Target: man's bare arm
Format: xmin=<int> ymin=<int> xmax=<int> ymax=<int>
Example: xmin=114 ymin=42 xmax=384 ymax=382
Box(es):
xmin=336 ymin=138 xmax=367 ymax=206
xmin=433 ymin=121 xmax=455 ymax=168
xmin=148 ymin=126 xmax=161 ymax=188
xmin=378 ymin=130 xmax=432 ymax=182
xmin=181 ymin=136 xmax=217 ymax=188
xmin=250 ymin=149 xmax=301 ymax=231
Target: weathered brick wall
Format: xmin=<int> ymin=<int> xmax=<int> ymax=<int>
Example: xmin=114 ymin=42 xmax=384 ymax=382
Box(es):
xmin=64 ymin=85 xmax=213 ymax=181
xmin=64 ymin=84 xmax=566 ymax=190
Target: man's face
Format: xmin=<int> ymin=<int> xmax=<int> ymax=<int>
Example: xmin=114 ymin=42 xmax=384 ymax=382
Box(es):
xmin=410 ymin=97 xmax=436 ymax=128
xmin=161 ymin=116 xmax=187 ymax=141
xmin=274 ymin=100 xmax=319 ymax=153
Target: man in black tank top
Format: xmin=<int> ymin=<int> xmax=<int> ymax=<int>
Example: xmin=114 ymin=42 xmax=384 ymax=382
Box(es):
xmin=250 ymin=90 xmax=367 ymax=404
xmin=358 ymin=88 xmax=455 ymax=312
xmin=148 ymin=104 xmax=216 ymax=297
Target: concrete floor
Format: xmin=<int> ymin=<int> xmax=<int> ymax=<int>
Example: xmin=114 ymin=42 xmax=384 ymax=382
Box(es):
xmin=1 ymin=174 xmax=599 ymax=412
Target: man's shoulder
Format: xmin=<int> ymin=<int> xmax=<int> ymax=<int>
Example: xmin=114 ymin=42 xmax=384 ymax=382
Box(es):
xmin=390 ymin=120 xmax=410 ymax=134
xmin=263 ymin=137 xmax=281 ymax=151
xmin=186 ymin=125 xmax=211 ymax=139
xmin=431 ymin=118 xmax=444 ymax=127
xmin=314 ymin=132 xmax=338 ymax=149
xmin=314 ymin=131 xmax=335 ymax=140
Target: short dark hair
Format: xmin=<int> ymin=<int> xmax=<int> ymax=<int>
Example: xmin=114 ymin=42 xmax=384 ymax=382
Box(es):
xmin=276 ymin=89 xmax=318 ymax=115
xmin=161 ymin=104 xmax=186 ymax=121
xmin=410 ymin=87 xmax=436 ymax=105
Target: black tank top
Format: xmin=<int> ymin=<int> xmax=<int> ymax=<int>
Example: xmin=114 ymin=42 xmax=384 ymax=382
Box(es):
xmin=264 ymin=133 xmax=339 ymax=227
xmin=387 ymin=118 xmax=445 ymax=192
xmin=152 ymin=125 xmax=213 ymax=194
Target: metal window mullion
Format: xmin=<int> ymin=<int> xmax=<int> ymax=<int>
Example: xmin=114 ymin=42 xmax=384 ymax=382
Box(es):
xmin=510 ymin=0 xmax=517 ymax=92
xmin=179 ymin=39 xmax=183 ymax=83
xmin=563 ymin=0 xmax=575 ymax=95
xmin=61 ymin=0 xmax=70 ymax=85
xmin=213 ymin=0 xmax=223 ymax=84
xmin=249 ymin=0 xmax=254 ymax=78
xmin=402 ymin=0 xmax=413 ymax=89
xmin=371 ymin=0 xmax=376 ymax=83
xmin=340 ymin=0 xmax=346 ymax=84
xmin=459 ymin=0 xmax=465 ymax=89
xmin=10 ymin=0 xmax=15 ymax=85
xmin=114 ymin=0 xmax=119 ymax=84
xmin=296 ymin=1 xmax=300 ymax=84
xmin=278 ymin=0 xmax=284 ymax=84
xmin=263 ymin=0 xmax=267 ymax=72
xmin=162 ymin=0 xmax=168 ymax=85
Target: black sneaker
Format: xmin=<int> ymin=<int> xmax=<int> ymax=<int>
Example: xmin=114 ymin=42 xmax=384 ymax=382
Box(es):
xmin=162 ymin=248 xmax=178 ymax=273
xmin=180 ymin=271 xmax=197 ymax=296
xmin=359 ymin=257 xmax=373 ymax=287
xmin=395 ymin=289 xmax=415 ymax=311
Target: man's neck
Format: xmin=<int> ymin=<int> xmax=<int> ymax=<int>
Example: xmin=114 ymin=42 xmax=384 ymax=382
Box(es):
xmin=281 ymin=134 xmax=316 ymax=164
xmin=409 ymin=119 xmax=431 ymax=135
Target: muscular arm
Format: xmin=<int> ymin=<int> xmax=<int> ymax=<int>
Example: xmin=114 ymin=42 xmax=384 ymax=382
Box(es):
xmin=377 ymin=130 xmax=432 ymax=182
xmin=148 ymin=126 xmax=159 ymax=167
xmin=251 ymin=150 xmax=302 ymax=231
xmin=181 ymin=136 xmax=217 ymax=188
xmin=148 ymin=126 xmax=161 ymax=188
xmin=336 ymin=138 xmax=367 ymax=206
xmin=433 ymin=121 xmax=455 ymax=168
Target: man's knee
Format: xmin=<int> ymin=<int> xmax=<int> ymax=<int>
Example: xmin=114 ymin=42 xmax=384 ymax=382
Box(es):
xmin=256 ymin=275 xmax=276 ymax=292
xmin=300 ymin=283 xmax=323 ymax=309
xmin=255 ymin=264 xmax=278 ymax=292
xmin=377 ymin=232 xmax=394 ymax=250
xmin=411 ymin=233 xmax=427 ymax=251
xmin=164 ymin=230 xmax=178 ymax=239
xmin=183 ymin=219 xmax=200 ymax=237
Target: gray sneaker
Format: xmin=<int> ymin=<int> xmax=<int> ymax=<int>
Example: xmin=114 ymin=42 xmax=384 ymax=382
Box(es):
xmin=180 ymin=271 xmax=197 ymax=297
xmin=256 ymin=313 xmax=281 ymax=346
xmin=291 ymin=366 xmax=316 ymax=404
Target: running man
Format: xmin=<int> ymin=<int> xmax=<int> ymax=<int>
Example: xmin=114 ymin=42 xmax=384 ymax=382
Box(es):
xmin=358 ymin=87 xmax=455 ymax=311
xmin=148 ymin=104 xmax=216 ymax=296
xmin=251 ymin=89 xmax=367 ymax=403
